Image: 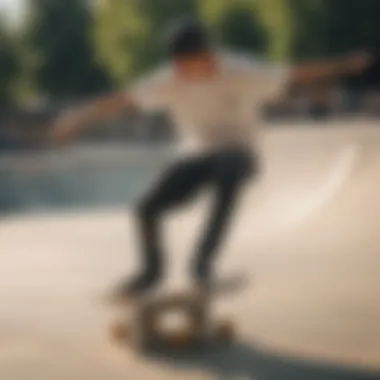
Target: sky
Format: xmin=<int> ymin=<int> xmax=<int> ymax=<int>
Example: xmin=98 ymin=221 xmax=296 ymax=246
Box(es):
xmin=0 ymin=0 xmax=24 ymax=24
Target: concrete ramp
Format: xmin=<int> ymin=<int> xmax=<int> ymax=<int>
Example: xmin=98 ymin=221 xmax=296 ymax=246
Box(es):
xmin=1 ymin=121 xmax=379 ymax=380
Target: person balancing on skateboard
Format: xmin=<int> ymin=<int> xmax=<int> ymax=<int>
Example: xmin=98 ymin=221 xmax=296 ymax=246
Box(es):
xmin=51 ymin=18 xmax=372 ymax=300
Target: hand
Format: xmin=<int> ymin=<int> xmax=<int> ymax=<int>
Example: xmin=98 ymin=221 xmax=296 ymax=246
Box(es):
xmin=344 ymin=50 xmax=374 ymax=74
xmin=49 ymin=116 xmax=77 ymax=146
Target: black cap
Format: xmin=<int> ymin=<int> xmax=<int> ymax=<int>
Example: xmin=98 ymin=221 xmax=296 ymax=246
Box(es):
xmin=165 ymin=18 xmax=210 ymax=58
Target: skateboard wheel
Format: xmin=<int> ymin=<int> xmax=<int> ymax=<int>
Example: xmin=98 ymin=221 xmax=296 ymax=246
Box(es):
xmin=215 ymin=320 xmax=235 ymax=342
xmin=109 ymin=320 xmax=130 ymax=343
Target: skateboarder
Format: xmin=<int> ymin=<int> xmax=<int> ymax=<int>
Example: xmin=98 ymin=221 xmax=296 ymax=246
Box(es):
xmin=52 ymin=19 xmax=372 ymax=299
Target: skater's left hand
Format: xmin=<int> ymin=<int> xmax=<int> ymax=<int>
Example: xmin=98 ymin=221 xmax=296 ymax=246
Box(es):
xmin=343 ymin=50 xmax=374 ymax=74
xmin=49 ymin=115 xmax=78 ymax=146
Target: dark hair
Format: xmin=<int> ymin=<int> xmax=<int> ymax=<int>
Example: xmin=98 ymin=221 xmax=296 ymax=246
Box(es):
xmin=165 ymin=18 xmax=210 ymax=59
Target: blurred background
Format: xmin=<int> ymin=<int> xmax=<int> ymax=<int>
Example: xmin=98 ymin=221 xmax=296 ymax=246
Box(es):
xmin=2 ymin=0 xmax=380 ymax=147
xmin=1 ymin=2 xmax=380 ymax=379
xmin=2 ymin=0 xmax=380 ymax=213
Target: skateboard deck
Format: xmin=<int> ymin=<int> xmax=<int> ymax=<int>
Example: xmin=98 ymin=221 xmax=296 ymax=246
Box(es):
xmin=105 ymin=288 xmax=235 ymax=351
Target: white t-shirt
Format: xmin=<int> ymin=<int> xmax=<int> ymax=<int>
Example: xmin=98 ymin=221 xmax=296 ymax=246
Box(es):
xmin=129 ymin=51 xmax=289 ymax=155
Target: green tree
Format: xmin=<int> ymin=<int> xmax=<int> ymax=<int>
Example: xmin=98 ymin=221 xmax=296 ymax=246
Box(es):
xmin=321 ymin=0 xmax=380 ymax=55
xmin=250 ymin=0 xmax=293 ymax=61
xmin=290 ymin=0 xmax=380 ymax=88
xmin=93 ymin=0 xmax=276 ymax=86
xmin=198 ymin=0 xmax=288 ymax=60
xmin=289 ymin=0 xmax=326 ymax=60
xmin=213 ymin=6 xmax=267 ymax=54
xmin=0 ymin=19 xmax=20 ymax=111
xmin=27 ymin=0 xmax=110 ymax=100
xmin=92 ymin=0 xmax=150 ymax=85
xmin=138 ymin=0 xmax=199 ymax=66
xmin=92 ymin=0 xmax=199 ymax=84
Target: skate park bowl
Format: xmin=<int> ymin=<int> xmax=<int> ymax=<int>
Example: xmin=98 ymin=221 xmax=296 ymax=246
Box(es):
xmin=0 ymin=120 xmax=379 ymax=380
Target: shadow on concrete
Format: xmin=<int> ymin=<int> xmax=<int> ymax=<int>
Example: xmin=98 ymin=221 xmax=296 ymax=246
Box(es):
xmin=145 ymin=340 xmax=379 ymax=380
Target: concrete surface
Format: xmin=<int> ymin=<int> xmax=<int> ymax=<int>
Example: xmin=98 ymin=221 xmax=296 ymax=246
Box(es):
xmin=1 ymin=120 xmax=380 ymax=380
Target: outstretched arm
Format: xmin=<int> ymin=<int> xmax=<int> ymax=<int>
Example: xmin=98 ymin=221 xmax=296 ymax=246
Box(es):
xmin=289 ymin=51 xmax=373 ymax=85
xmin=50 ymin=67 xmax=169 ymax=145
xmin=50 ymin=92 xmax=138 ymax=145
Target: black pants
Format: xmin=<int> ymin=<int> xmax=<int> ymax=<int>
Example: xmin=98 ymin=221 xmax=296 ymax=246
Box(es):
xmin=135 ymin=147 xmax=257 ymax=278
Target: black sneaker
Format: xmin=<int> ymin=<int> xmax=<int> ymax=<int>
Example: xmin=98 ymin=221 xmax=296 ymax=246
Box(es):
xmin=110 ymin=270 xmax=161 ymax=303
xmin=192 ymin=260 xmax=213 ymax=290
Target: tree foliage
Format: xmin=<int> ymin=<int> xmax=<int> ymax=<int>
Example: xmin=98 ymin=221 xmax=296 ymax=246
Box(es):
xmin=0 ymin=19 xmax=19 ymax=110
xmin=26 ymin=0 xmax=110 ymax=100
xmin=4 ymin=0 xmax=380 ymax=103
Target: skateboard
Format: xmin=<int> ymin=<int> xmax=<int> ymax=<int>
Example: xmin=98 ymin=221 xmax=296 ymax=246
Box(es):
xmin=106 ymin=288 xmax=235 ymax=351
